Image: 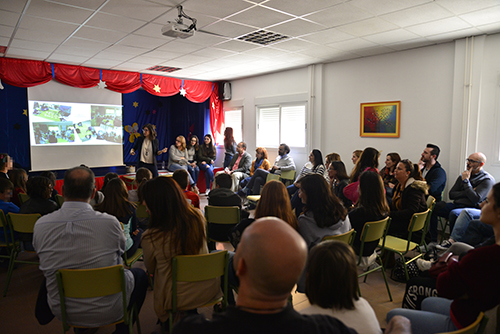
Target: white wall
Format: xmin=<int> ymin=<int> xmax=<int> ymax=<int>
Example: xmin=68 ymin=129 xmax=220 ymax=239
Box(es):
xmin=225 ymin=33 xmax=500 ymax=188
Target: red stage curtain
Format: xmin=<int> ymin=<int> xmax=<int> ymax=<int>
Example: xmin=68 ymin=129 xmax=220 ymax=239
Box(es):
xmin=142 ymin=74 xmax=182 ymax=96
xmin=0 ymin=58 xmax=52 ymax=87
xmin=102 ymin=69 xmax=141 ymax=93
xmin=209 ymin=83 xmax=224 ymax=145
xmin=53 ymin=64 xmax=100 ymax=88
xmin=184 ymin=80 xmax=213 ymax=103
xmin=0 ymin=57 xmax=223 ymax=134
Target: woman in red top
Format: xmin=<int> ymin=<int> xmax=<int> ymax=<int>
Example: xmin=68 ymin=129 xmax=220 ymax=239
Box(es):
xmin=387 ymin=182 xmax=500 ymax=333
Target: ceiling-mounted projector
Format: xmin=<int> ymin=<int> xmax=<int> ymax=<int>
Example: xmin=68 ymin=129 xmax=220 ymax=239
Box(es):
xmin=161 ymin=22 xmax=195 ymax=39
xmin=161 ymin=5 xmax=196 ymax=39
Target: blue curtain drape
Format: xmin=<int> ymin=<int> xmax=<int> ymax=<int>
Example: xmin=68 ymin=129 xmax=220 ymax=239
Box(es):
xmin=123 ymin=89 xmax=209 ymax=165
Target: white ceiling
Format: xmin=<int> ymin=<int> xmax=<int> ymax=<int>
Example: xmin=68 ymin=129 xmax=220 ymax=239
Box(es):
xmin=1 ymin=0 xmax=500 ymax=81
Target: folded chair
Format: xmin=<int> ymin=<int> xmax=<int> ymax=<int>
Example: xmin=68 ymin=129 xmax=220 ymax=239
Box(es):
xmin=56 ymin=264 xmax=141 ymax=334
xmin=169 ymin=250 xmax=229 ymax=332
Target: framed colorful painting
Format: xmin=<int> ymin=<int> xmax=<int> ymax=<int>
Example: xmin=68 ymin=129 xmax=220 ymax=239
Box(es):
xmin=360 ymin=101 xmax=400 ymax=138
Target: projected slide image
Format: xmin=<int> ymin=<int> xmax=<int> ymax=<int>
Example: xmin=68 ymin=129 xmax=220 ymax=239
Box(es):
xmin=34 ymin=122 xmax=75 ymax=144
xmin=32 ymin=102 xmax=72 ymax=122
xmin=28 ymin=100 xmax=123 ymax=146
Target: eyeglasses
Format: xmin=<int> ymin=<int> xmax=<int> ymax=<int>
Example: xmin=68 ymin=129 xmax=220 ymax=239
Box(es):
xmin=466 ymin=158 xmax=481 ymax=164
xmin=142 ymin=129 xmax=149 ymax=132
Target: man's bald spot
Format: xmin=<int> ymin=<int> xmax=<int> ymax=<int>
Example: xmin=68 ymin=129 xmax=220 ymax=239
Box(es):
xmin=472 ymin=152 xmax=487 ymax=163
xmin=235 ymin=217 xmax=307 ymax=296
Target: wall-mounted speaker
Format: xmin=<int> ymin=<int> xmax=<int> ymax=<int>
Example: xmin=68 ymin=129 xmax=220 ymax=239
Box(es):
xmin=222 ymin=82 xmax=231 ymax=101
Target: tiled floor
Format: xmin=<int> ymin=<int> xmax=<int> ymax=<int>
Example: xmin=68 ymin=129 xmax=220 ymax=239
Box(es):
xmin=0 ymin=195 xmax=406 ymax=333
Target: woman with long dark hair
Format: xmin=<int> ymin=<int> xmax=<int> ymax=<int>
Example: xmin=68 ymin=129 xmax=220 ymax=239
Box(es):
xmin=186 ymin=135 xmax=200 ymax=189
xmin=301 ymin=241 xmax=382 ymax=334
xmin=329 ymin=161 xmax=352 ymax=209
xmin=388 ymin=159 xmax=428 ymax=236
xmin=344 ymin=147 xmax=380 ymax=203
xmin=297 ymin=174 xmax=351 ymax=249
xmin=141 ymin=177 xmax=221 ymax=324
xmin=387 ymin=182 xmax=500 ymax=333
xmin=94 ymin=178 xmax=143 ymax=259
xmin=349 ymin=171 xmax=390 ymax=267
xmin=198 ymin=134 xmax=217 ymax=195
xmin=223 ymin=127 xmax=236 ymax=169
xmin=130 ymin=123 xmax=168 ymax=178
xmin=296 ymin=174 xmax=351 ymax=292
xmin=229 ymin=180 xmax=298 ymax=249
xmin=290 ymin=149 xmax=328 ymax=215
xmin=379 ymin=153 xmax=401 ymax=204
xmin=9 ymin=168 xmax=27 ymax=207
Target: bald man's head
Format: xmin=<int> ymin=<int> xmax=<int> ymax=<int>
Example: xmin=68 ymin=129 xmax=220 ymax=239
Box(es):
xmin=234 ymin=217 xmax=307 ymax=297
xmin=467 ymin=152 xmax=487 ymax=173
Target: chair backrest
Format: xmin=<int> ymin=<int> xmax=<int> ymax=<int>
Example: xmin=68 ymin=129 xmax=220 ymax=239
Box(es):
xmin=56 ymin=265 xmax=128 ymax=330
xmin=136 ymin=203 xmax=149 ymax=219
xmin=358 ymin=217 xmax=391 ymax=261
xmin=7 ymin=213 xmax=41 ymax=233
xmin=204 ymin=206 xmax=240 ymax=225
xmin=18 ymin=193 xmax=30 ymax=205
xmin=172 ymin=250 xmax=228 ymax=311
xmin=0 ymin=210 xmax=13 ymax=248
xmin=55 ymin=194 xmax=64 ymax=208
xmin=322 ymin=229 xmax=356 ymax=245
xmin=426 ymin=195 xmax=436 ymax=209
xmin=265 ymin=173 xmax=280 ymax=183
xmin=407 ymin=209 xmax=430 ymax=233
xmin=280 ymin=170 xmax=295 ymax=181
xmin=437 ymin=312 xmax=486 ymax=334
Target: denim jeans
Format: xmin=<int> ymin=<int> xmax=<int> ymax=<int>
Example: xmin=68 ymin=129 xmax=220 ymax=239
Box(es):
xmin=450 ymin=209 xmax=481 ymax=242
xmin=387 ymin=297 xmax=457 ymax=334
xmin=187 ymin=164 xmax=199 ymax=184
xmin=199 ymin=163 xmax=214 ymax=190
xmin=169 ymin=163 xmax=195 ymax=185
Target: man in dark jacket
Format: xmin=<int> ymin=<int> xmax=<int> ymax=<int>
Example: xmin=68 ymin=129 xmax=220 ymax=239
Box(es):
xmin=420 ymin=143 xmax=447 ymax=242
xmin=434 ymin=152 xmax=495 ymax=249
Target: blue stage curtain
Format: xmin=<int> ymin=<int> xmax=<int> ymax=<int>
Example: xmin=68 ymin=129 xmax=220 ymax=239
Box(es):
xmin=123 ymin=90 xmax=209 ymax=166
xmin=0 ymin=82 xmax=30 ymax=168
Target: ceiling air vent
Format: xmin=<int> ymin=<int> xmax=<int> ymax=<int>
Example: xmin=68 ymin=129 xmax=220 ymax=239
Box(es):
xmin=147 ymin=65 xmax=181 ymax=73
xmin=238 ymin=30 xmax=289 ymax=46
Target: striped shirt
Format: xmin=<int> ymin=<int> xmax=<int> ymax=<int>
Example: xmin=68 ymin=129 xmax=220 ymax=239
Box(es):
xmin=33 ymin=201 xmax=134 ymax=327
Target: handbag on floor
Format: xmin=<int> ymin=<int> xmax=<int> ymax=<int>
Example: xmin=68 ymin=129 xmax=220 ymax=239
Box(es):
xmin=391 ymin=257 xmax=422 ymax=282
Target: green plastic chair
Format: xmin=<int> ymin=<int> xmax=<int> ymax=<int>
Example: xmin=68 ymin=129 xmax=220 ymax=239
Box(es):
xmin=280 ymin=170 xmax=296 ymax=187
xmin=169 ymin=250 xmax=229 ymax=331
xmin=204 ymin=206 xmax=240 ymax=244
xmin=0 ymin=210 xmax=14 ymax=263
xmin=422 ymin=196 xmax=436 ymax=250
xmin=357 ymin=217 xmax=392 ymax=301
xmin=18 ymin=193 xmax=30 ymax=205
xmin=135 ymin=204 xmax=149 ymax=220
xmin=3 ymin=212 xmax=41 ymax=297
xmin=248 ymin=173 xmax=281 ymax=203
xmin=322 ymin=228 xmax=356 ymax=246
xmin=56 ymin=264 xmax=141 ymax=334
xmin=55 ymin=194 xmax=64 ymax=208
xmin=119 ymin=222 xmax=143 ymax=268
xmin=380 ymin=209 xmax=430 ymax=282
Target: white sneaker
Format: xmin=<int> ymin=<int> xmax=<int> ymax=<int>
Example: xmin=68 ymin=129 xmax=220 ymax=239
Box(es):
xmin=205 ymin=189 xmax=210 ymax=196
xmin=416 ymin=258 xmax=432 ymax=271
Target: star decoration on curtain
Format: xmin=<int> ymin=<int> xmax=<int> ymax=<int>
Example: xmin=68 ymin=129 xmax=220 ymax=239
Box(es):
xmin=23 ymin=109 xmax=27 ymax=116
xmin=0 ymin=79 xmax=4 ymax=90
xmin=212 ymin=102 xmax=215 ymax=109
xmin=153 ymin=109 xmax=157 ymax=115
xmin=145 ymin=109 xmax=151 ymax=115
xmin=97 ymin=80 xmax=107 ymax=89
xmin=133 ymin=101 xmax=139 ymax=108
xmin=13 ymin=123 xmax=21 ymax=130
xmin=179 ymin=87 xmax=187 ymax=96
xmin=154 ymin=84 xmax=161 ymax=93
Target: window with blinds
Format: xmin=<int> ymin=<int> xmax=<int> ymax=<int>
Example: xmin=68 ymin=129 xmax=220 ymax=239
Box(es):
xmin=257 ymin=104 xmax=306 ymax=148
xmin=225 ymin=109 xmax=242 ymax=143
